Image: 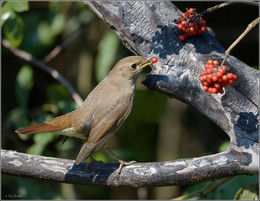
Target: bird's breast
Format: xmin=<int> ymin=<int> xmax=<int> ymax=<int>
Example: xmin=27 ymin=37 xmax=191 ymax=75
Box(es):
xmin=76 ymin=76 xmax=136 ymax=132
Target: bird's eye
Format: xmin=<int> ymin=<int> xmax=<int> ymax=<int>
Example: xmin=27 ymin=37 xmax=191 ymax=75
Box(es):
xmin=131 ymin=63 xmax=137 ymax=69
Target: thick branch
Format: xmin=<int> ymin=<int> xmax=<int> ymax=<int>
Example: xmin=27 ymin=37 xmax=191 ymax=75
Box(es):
xmin=1 ymin=149 xmax=254 ymax=187
xmin=84 ymin=1 xmax=259 ymax=174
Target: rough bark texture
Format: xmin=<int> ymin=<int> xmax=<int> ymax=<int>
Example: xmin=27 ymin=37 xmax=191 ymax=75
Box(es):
xmin=0 ymin=149 xmax=253 ymax=187
xmin=2 ymin=1 xmax=258 ymax=186
xmin=84 ymin=1 xmax=259 ymax=174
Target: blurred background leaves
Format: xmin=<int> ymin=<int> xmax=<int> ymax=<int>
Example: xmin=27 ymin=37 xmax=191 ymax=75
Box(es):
xmin=2 ymin=1 xmax=28 ymax=47
xmin=1 ymin=1 xmax=258 ymax=200
xmin=95 ymin=29 xmax=120 ymax=82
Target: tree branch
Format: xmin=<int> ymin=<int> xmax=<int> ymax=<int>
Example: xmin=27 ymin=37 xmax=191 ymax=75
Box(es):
xmin=1 ymin=149 xmax=254 ymax=187
xmin=2 ymin=39 xmax=83 ymax=106
xmin=84 ymin=1 xmax=259 ymax=175
xmin=43 ymin=24 xmax=91 ymax=63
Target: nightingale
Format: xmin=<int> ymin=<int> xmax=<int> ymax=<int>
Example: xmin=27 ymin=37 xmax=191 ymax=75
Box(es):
xmin=16 ymin=56 xmax=157 ymax=173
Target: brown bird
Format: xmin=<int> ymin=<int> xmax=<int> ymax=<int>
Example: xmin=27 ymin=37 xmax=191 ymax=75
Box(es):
xmin=16 ymin=56 xmax=157 ymax=173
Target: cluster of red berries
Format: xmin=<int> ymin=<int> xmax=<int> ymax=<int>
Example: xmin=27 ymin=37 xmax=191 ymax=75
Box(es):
xmin=200 ymin=60 xmax=237 ymax=94
xmin=177 ymin=8 xmax=207 ymax=41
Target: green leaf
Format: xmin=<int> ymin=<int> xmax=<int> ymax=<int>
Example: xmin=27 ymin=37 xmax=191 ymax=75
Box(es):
xmin=56 ymin=139 xmax=74 ymax=151
xmin=37 ymin=21 xmax=54 ymax=46
xmin=1 ymin=1 xmax=29 ymax=26
xmin=3 ymin=12 xmax=24 ymax=47
xmin=37 ymin=14 xmax=65 ymax=46
xmin=234 ymin=184 xmax=259 ymax=200
xmin=12 ymin=1 xmax=29 ymax=12
xmin=1 ymin=11 xmax=11 ymax=26
xmin=15 ymin=65 xmax=34 ymax=109
xmin=218 ymin=141 xmax=229 ymax=152
xmin=206 ymin=175 xmax=258 ymax=199
xmin=50 ymin=13 xmax=65 ymax=35
xmin=2 ymin=1 xmax=29 ymax=13
xmin=64 ymin=16 xmax=80 ymax=36
xmin=95 ymin=30 xmax=120 ymax=82
xmin=27 ymin=132 xmax=56 ymax=155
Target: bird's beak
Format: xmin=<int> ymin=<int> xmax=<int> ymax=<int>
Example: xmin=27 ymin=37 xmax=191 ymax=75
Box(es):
xmin=137 ymin=58 xmax=154 ymax=70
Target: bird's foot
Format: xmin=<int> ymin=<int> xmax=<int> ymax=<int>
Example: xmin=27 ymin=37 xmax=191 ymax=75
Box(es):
xmin=103 ymin=145 xmax=136 ymax=174
xmin=117 ymin=160 xmax=136 ymax=174
xmin=86 ymin=156 xmax=103 ymax=169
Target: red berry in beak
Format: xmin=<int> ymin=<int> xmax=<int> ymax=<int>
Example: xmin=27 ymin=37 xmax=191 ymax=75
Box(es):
xmin=151 ymin=57 xmax=157 ymax=63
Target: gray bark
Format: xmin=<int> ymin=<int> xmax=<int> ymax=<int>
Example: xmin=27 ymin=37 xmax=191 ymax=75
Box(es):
xmin=1 ymin=149 xmax=253 ymax=187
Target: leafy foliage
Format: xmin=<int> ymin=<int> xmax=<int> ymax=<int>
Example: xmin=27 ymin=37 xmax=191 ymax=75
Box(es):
xmin=234 ymin=183 xmax=259 ymax=200
xmin=95 ymin=30 xmax=120 ymax=82
xmin=15 ymin=65 xmax=34 ymax=109
xmin=182 ymin=175 xmax=258 ymax=200
xmin=2 ymin=1 xmax=28 ymax=46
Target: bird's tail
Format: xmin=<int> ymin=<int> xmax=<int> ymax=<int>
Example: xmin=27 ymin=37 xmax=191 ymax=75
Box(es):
xmin=15 ymin=122 xmax=65 ymax=135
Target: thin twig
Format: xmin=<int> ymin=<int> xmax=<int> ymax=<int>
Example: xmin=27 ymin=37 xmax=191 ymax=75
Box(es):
xmin=184 ymin=177 xmax=232 ymax=199
xmin=43 ymin=24 xmax=89 ymax=63
xmin=200 ymin=1 xmax=258 ymax=16
xmin=201 ymin=177 xmax=232 ymax=197
xmin=200 ymin=2 xmax=233 ymax=15
xmin=220 ymin=17 xmax=259 ymax=66
xmin=2 ymin=39 xmax=83 ymax=106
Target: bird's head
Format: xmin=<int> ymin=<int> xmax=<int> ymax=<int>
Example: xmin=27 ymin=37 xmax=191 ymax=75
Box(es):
xmin=111 ymin=56 xmax=157 ymax=81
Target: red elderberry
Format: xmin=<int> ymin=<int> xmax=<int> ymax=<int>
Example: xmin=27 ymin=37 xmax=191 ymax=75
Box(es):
xmin=151 ymin=57 xmax=158 ymax=63
xmin=179 ymin=35 xmax=185 ymax=41
xmin=177 ymin=8 xmax=207 ymax=41
xmin=199 ymin=59 xmax=237 ymax=94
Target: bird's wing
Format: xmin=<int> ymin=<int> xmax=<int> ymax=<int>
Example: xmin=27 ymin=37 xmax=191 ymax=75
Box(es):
xmin=75 ymin=98 xmax=133 ymax=165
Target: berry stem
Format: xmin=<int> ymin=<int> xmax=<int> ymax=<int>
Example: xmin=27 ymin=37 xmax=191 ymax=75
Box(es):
xmin=199 ymin=2 xmax=231 ymax=16
xmin=199 ymin=1 xmax=258 ymax=16
xmin=220 ymin=17 xmax=259 ymax=67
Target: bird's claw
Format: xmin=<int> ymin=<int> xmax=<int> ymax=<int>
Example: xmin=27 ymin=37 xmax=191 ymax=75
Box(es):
xmin=117 ymin=160 xmax=136 ymax=174
xmin=86 ymin=156 xmax=103 ymax=169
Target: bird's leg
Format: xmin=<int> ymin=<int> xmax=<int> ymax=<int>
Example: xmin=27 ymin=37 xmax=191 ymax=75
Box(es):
xmin=82 ymin=139 xmax=103 ymax=168
xmin=86 ymin=156 xmax=103 ymax=169
xmin=103 ymin=144 xmax=136 ymax=174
